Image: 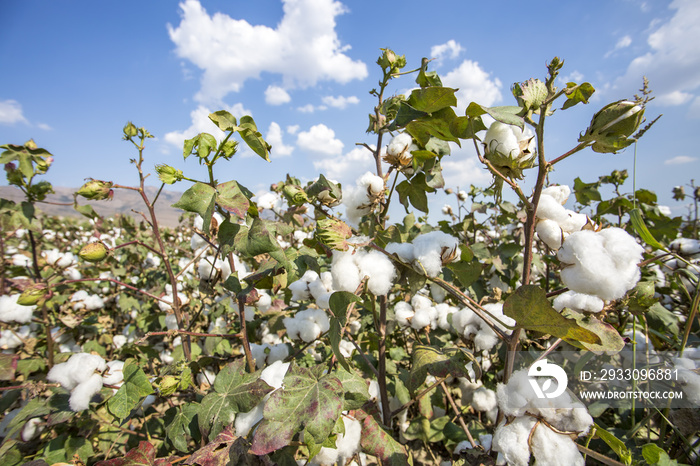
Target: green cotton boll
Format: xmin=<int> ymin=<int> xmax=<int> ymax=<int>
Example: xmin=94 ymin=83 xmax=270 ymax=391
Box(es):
xmin=79 ymin=241 xmax=109 ymax=263
xmin=580 ymin=100 xmax=645 ymax=153
xmin=17 ymin=285 xmax=48 ymax=306
xmin=123 ymin=121 xmax=138 ymax=138
xmin=76 ymin=179 xmax=114 ymax=201
xmin=155 ymin=164 xmax=184 ymax=184
xmin=282 ymin=184 xmax=309 ymax=206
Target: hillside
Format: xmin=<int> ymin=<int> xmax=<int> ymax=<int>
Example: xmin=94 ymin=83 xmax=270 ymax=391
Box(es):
xmin=0 ymin=185 xmax=185 ymax=228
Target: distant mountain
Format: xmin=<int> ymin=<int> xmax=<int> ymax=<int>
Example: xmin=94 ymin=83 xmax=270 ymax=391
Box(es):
xmin=0 ymin=185 xmax=185 ymax=228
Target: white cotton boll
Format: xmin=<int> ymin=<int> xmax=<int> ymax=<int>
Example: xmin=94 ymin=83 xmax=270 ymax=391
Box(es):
xmin=12 ymin=254 xmax=31 ymax=267
xmin=250 ymin=343 xmax=271 ymax=369
xmin=316 ymin=292 xmax=332 ymax=310
xmin=63 ymin=267 xmax=82 ymax=281
xmin=256 ymin=291 xmax=272 ymax=313
xmin=676 ymin=367 xmax=700 ymax=404
xmin=197 ymin=369 xmax=216 ymax=387
xmin=311 ymin=416 xmax=362 ymax=466
xmin=536 ymin=219 xmax=563 ymax=250
xmin=387 ymin=133 xmax=413 ymax=157
xmin=338 ymin=340 xmax=355 ymax=358
xmin=0 ymin=329 xmax=23 ymax=349
xmin=357 ymin=250 xmax=396 ymax=296
xmin=47 ymin=353 xmax=107 ymax=390
xmin=536 ymin=194 xmax=570 ymax=223
xmin=472 ymin=387 xmax=498 ymax=412
xmin=474 ymin=332 xmax=500 ymax=352
xmin=558 ymin=228 xmax=643 ymax=301
xmin=492 ymin=417 xmax=536 ymax=466
xmin=496 ymin=369 xmax=535 ymax=418
xmin=288 ymin=279 xmax=311 ymax=301
xmin=531 ymin=423 xmax=585 ymax=466
xmin=430 ymin=283 xmax=446 ymax=303
xmin=451 ymin=308 xmax=477 ymax=336
xmin=394 ymin=302 xmax=414 ymax=327
xmin=261 ymin=360 xmax=290 ymax=390
xmin=411 ymin=306 xmax=437 ymax=330
xmin=331 ymin=251 xmax=362 ymax=292
xmin=436 ymin=303 xmax=458 ymax=331
xmin=284 ymin=309 xmax=330 ymax=343
xmin=267 ymin=344 xmax=289 ymax=365
xmin=484 ymin=122 xmax=521 ymax=158
xmin=670 ymin=238 xmax=700 ymax=256
xmin=385 ymin=242 xmax=415 ymax=263
xmin=559 ymin=211 xmax=589 ymax=234
xmin=69 ymin=373 xmax=104 ymax=411
xmin=541 ymin=185 xmax=571 ymax=205
xmin=160 ymin=350 xmax=174 ymax=365
xmin=308 ymin=277 xmax=331 ymax=301
xmin=0 ymin=294 xmax=36 ymax=324
xmin=358 ymin=172 xmax=384 ymax=196
xmin=552 ymin=291 xmax=604 ymax=313
xmin=411 ymin=294 xmax=433 ymax=310
xmin=102 ymin=360 xmax=125 ymax=386
xmin=20 ymin=417 xmax=44 ymax=442
xmin=343 ymin=188 xmax=372 ymax=227
xmin=412 ymin=231 xmax=459 ymax=278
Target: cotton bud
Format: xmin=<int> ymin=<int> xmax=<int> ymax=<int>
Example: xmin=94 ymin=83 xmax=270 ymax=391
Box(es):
xmin=123 ymin=121 xmax=138 ymax=138
xmin=282 ymin=184 xmax=309 ymax=206
xmin=155 ymin=164 xmax=184 ymax=185
xmin=17 ymin=284 xmax=48 ymax=306
xmin=316 ymin=217 xmax=353 ymax=251
xmin=384 ymin=133 xmax=413 ymax=167
xmin=580 ymin=100 xmax=645 ymax=153
xmin=79 ymin=241 xmax=109 ymax=263
xmin=306 ymin=175 xmax=342 ymax=207
xmin=76 ymin=179 xmax=114 ymax=201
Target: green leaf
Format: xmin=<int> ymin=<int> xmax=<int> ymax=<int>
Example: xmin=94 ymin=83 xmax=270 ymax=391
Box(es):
xmin=216 ymin=180 xmax=250 ymax=219
xmin=246 ymin=217 xmax=282 ymax=256
xmin=107 ymin=360 xmax=154 ymax=420
xmin=0 ymin=354 xmax=18 ymax=381
xmin=407 ymin=345 xmax=478 ymax=393
xmin=391 ymin=101 xmax=429 ymax=129
xmin=642 ymin=443 xmax=678 ymax=466
xmin=629 ymin=207 xmax=665 ymax=250
xmin=172 ymin=182 xmax=216 ymax=234
xmin=238 ymin=116 xmax=271 ymax=162
xmin=198 ymin=359 xmax=272 ymax=440
xmin=352 ymin=407 xmax=413 ymax=465
xmin=396 ymin=173 xmax=434 ymax=214
xmin=407 ymin=87 xmax=458 ymax=114
xmin=562 ymin=82 xmax=595 ymax=110
xmin=328 ymin=291 xmax=362 ymax=325
xmin=446 ymin=260 xmax=482 ymax=288
xmin=449 ymin=115 xmax=487 ymax=140
xmin=560 ymin=309 xmax=625 ymax=352
xmin=250 ymin=363 xmax=344 ymax=455
xmin=503 ymin=285 xmax=601 ymax=345
xmin=465 ymin=103 xmax=524 ymax=130
xmin=573 ymin=177 xmax=601 ymax=206
xmin=4 ymin=398 xmax=50 ymax=441
xmin=594 ymin=424 xmax=632 ymax=465
xmin=646 ymin=302 xmax=680 ymax=338
xmin=406 ymin=108 xmax=459 ymax=146
xmin=334 ymin=368 xmax=370 ymax=411
xmin=209 ymin=110 xmax=237 ymax=132
xmin=164 ymin=404 xmax=200 ymax=452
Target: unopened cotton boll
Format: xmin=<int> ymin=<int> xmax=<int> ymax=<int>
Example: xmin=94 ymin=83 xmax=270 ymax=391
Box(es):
xmin=558 ymin=228 xmax=644 ymax=301
xmin=552 ymin=291 xmax=604 ymax=313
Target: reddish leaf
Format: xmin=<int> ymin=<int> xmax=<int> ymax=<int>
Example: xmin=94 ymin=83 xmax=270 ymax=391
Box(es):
xmin=351 ymin=404 xmax=413 ymax=465
xmin=185 ymin=426 xmax=273 ymax=466
xmin=95 ymin=441 xmax=170 ymax=466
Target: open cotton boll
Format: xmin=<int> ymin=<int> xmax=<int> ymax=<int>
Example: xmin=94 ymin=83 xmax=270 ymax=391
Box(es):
xmin=358 ymin=172 xmax=385 ymax=196
xmin=20 ymin=417 xmax=44 ymax=442
xmin=411 ymin=305 xmax=438 ymax=330
xmin=412 ymin=231 xmax=459 ymax=277
xmin=394 ymin=302 xmax=415 ymax=327
xmin=676 ymin=367 xmax=700 ymax=404
xmin=472 ymin=387 xmax=498 ymax=422
xmin=436 ymin=303 xmax=458 ymax=331
xmin=102 ymin=360 xmax=125 ymax=386
xmin=536 ymin=194 xmax=571 ymax=223
xmin=283 ymin=309 xmax=330 ymax=342
xmin=0 ymin=294 xmax=36 ymax=324
xmin=492 ymin=416 xmax=536 ymax=466
xmin=553 ymin=291 xmax=604 ymax=313
xmin=260 ymin=360 xmax=290 ymax=390
xmin=47 ymin=353 xmax=107 ymax=390
xmin=670 ymin=238 xmax=700 ymax=256
xmin=387 ymin=132 xmax=413 ymax=157
xmin=310 ymin=415 xmax=362 ymax=466
xmin=531 ymin=423 xmax=585 ymax=466
xmin=288 ymin=279 xmax=311 ymax=301
xmin=541 ymin=185 xmax=571 ymax=205
xmin=331 ymin=251 xmax=362 ymax=293
xmin=164 ymin=313 xmax=179 ymax=330
xmin=558 ymin=228 xmax=644 ymax=301
xmin=234 ymin=402 xmax=263 ymax=437
xmin=357 ymin=250 xmax=396 ymax=296
xmin=70 ymin=290 xmax=105 ymax=311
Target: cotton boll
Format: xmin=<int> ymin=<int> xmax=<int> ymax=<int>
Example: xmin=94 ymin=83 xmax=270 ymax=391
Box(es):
xmin=331 ymin=251 xmax=362 ymax=292
xmin=412 ymin=231 xmax=459 ymax=277
xmin=559 ymin=211 xmax=589 ymax=234
xmin=48 ymin=353 xmax=107 ymax=390
xmin=267 ymin=344 xmax=289 ymax=366
xmin=260 ymin=360 xmax=290 ymax=390
xmin=385 ymin=242 xmax=415 ymax=263
xmin=197 ymin=369 xmax=217 ymax=387
xmin=235 ymin=402 xmax=264 ymax=437
xmin=411 ymin=305 xmax=437 ymax=330
xmin=250 ymin=343 xmax=271 ymax=369
xmin=164 ymin=313 xmax=179 ymax=330
xmin=435 ymin=303 xmax=458 ymax=331
xmin=670 ymin=238 xmax=700 ymax=256
xmin=558 ymin=228 xmax=644 ymax=301
xmin=472 ymin=387 xmax=498 ymax=413
xmin=676 ymin=367 xmax=700 ymax=404
xmin=430 ymin=283 xmax=446 ymax=303
xmin=0 ymin=294 xmax=36 ymax=324
xmin=358 ymin=172 xmax=385 ymax=196
xmin=288 ymin=279 xmax=311 ymax=301
xmin=69 ymin=373 xmax=104 ymax=411
xmin=20 ymin=417 xmax=44 ymax=442
xmin=357 ymin=250 xmax=396 ymax=296
xmin=492 ymin=417 xmax=536 ymax=466
xmin=311 ymin=416 xmax=362 ymax=465
xmin=536 ymin=194 xmax=570 ymax=223
xmin=387 ymin=133 xmax=413 ymax=157
xmin=394 ymin=302 xmax=414 ymax=327
xmin=531 ymin=423 xmax=585 ymax=466
xmin=552 ymin=291 xmax=604 ymax=313
xmin=102 ymin=360 xmax=125 ymax=386
xmin=536 ymin=219 xmax=563 ymax=250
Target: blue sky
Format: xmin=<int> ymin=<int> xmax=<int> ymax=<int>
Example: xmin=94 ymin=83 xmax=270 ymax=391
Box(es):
xmin=1 ymin=0 xmax=699 ymax=218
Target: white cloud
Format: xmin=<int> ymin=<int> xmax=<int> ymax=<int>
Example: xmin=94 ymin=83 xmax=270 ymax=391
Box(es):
xmin=559 ymin=70 xmax=585 ymax=85
xmin=297 ymin=104 xmax=317 ymax=113
xmin=616 ymin=0 xmax=700 ymax=100
xmin=441 ymin=60 xmax=503 ymax=109
xmin=287 ymin=125 xmax=300 ymax=135
xmin=36 ymin=123 xmax=53 ymax=131
xmin=664 ymin=155 xmax=697 ymax=165
xmin=605 ymin=35 xmax=632 ymax=58
xmin=656 ymin=90 xmax=694 ymax=106
xmin=441 ymin=144 xmax=492 ymax=188
xmin=0 ymin=100 xmax=29 ymax=125
xmin=163 ymin=103 xmax=251 ymax=147
xmin=168 ymin=0 xmax=368 ymax=104
xmin=296 ymin=124 xmax=344 ymax=155
xmin=265 ymin=122 xmax=294 ymax=157
xmin=430 ymin=40 xmax=463 ymax=65
xmin=265 ymin=86 xmax=292 ymax=105
xmin=322 ymin=95 xmax=359 ymax=109
xmin=312 ymin=145 xmax=377 ymax=185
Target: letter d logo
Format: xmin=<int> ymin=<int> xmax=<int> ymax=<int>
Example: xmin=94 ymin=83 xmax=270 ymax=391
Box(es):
xmin=528 ymin=359 xmax=568 ymax=399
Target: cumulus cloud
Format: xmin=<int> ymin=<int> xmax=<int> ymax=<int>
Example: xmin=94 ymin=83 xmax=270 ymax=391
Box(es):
xmin=664 ymin=155 xmax=697 ymax=165
xmin=430 ymin=40 xmax=463 ymax=65
xmin=322 ymin=95 xmax=360 ymax=109
xmin=168 ymin=0 xmax=368 ymax=104
xmin=297 ymin=124 xmax=344 ymax=155
xmin=656 ymin=90 xmax=694 ymax=106
xmin=441 ymin=144 xmax=492 ymax=188
xmin=163 ymin=103 xmax=251 ymax=147
xmin=312 ymin=146 xmax=377 ymax=185
xmin=265 ymin=86 xmax=292 ymax=105
xmin=266 ymin=122 xmax=294 ymax=157
xmin=616 ymin=0 xmax=700 ymax=103
xmin=605 ymin=35 xmax=632 ymax=58
xmin=441 ymin=60 xmax=503 ymax=109
xmin=0 ymin=100 xmax=29 ymax=125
